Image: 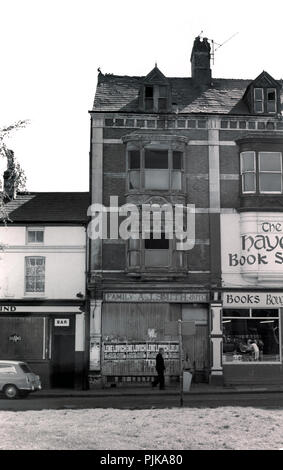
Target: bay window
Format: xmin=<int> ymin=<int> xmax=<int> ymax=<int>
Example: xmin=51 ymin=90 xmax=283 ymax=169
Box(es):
xmin=128 ymin=147 xmax=184 ymax=191
xmin=241 ymin=151 xmax=282 ymax=194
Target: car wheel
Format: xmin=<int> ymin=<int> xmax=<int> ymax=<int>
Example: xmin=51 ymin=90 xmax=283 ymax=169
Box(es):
xmin=4 ymin=384 xmax=19 ymax=399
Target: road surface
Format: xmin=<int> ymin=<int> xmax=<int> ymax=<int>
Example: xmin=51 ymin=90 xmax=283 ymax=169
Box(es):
xmin=1 ymin=392 xmax=283 ymax=410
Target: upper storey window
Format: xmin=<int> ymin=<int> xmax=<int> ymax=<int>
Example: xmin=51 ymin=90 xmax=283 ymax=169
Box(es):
xmin=241 ymin=151 xmax=282 ymax=194
xmin=140 ymin=66 xmax=171 ymax=112
xmin=254 ymin=87 xmax=277 ymax=114
xmin=144 ymin=85 xmax=168 ymax=111
xmin=128 ymin=148 xmax=183 ymax=191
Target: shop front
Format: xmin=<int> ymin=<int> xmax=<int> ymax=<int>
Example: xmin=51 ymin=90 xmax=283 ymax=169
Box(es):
xmin=88 ymin=291 xmax=210 ymax=387
xmin=0 ymin=302 xmax=87 ymax=389
xmin=220 ymin=211 xmax=283 ymax=385
xmin=221 ymin=291 xmax=283 ymax=385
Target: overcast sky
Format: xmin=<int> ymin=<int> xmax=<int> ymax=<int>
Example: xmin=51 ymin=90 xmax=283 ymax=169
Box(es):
xmin=1 ymin=0 xmax=283 ymax=192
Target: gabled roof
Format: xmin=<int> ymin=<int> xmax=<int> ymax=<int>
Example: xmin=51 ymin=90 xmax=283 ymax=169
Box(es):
xmin=244 ymin=70 xmax=282 ymax=99
xmin=3 ymin=192 xmax=89 ymax=224
xmin=143 ymin=66 xmax=169 ymax=84
xmin=92 ymin=73 xmax=283 ymax=115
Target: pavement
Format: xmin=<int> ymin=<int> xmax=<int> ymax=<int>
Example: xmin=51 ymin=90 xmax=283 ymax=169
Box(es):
xmin=35 ymin=382 xmax=283 ymax=398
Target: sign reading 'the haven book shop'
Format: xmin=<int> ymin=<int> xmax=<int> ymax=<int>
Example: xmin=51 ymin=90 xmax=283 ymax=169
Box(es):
xmin=221 ymin=212 xmax=283 ymax=286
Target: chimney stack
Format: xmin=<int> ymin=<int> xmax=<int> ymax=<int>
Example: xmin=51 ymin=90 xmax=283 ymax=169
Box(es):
xmin=190 ymin=36 xmax=212 ymax=86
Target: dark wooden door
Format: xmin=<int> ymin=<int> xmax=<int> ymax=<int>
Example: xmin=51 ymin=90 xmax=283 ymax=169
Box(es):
xmin=52 ymin=335 xmax=75 ymax=388
xmin=51 ymin=317 xmax=75 ymax=388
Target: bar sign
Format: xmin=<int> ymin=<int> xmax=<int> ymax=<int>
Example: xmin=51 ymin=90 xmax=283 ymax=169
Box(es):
xmin=54 ymin=318 xmax=70 ymax=327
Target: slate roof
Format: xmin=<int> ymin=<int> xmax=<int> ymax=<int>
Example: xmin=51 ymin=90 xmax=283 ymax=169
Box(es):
xmin=92 ymin=74 xmax=283 ymax=115
xmin=3 ymin=192 xmax=89 ymax=224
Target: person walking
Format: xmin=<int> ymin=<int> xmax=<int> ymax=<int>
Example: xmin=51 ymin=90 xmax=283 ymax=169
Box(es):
xmin=152 ymin=347 xmax=166 ymax=390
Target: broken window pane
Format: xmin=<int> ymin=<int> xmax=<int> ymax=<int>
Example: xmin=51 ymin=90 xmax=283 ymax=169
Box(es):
xmin=173 ymin=151 xmax=182 ymax=169
xmin=145 ymin=150 xmax=168 ymax=169
xmin=129 ymin=151 xmax=140 ymax=169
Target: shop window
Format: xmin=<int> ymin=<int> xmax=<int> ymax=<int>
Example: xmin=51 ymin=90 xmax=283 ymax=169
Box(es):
xmin=128 ymin=148 xmax=183 ymax=191
xmin=222 ymin=308 xmax=280 ymax=363
xmin=241 ymin=151 xmax=282 ymax=194
xmin=27 ymin=228 xmax=44 ymax=244
xmin=25 ymin=257 xmax=45 ymax=293
xmin=253 ymin=87 xmax=277 ymax=114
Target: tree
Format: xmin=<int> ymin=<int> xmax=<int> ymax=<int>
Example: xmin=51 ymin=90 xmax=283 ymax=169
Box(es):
xmin=0 ymin=120 xmax=28 ymax=222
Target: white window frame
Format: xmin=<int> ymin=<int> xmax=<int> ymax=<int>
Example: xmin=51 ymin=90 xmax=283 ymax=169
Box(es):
xmin=258 ymin=151 xmax=282 ymax=194
xmin=222 ymin=308 xmax=281 ymax=365
xmin=26 ymin=227 xmax=44 ymax=245
xmin=240 ymin=151 xmax=256 ymax=194
xmin=25 ymin=256 xmax=46 ymax=295
xmin=254 ymin=87 xmax=264 ymax=113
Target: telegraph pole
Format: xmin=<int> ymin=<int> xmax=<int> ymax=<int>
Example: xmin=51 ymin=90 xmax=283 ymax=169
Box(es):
xmin=178 ymin=319 xmax=183 ymax=407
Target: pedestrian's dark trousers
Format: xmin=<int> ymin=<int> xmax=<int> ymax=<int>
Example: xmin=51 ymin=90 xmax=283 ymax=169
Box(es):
xmin=152 ymin=371 xmax=165 ymax=389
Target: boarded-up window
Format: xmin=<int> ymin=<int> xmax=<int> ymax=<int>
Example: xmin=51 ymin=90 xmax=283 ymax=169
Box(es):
xmin=0 ymin=317 xmax=46 ymax=360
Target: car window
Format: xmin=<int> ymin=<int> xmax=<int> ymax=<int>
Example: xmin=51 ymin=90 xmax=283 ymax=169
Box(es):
xmin=19 ymin=363 xmax=32 ymax=373
xmin=0 ymin=365 xmax=17 ymax=375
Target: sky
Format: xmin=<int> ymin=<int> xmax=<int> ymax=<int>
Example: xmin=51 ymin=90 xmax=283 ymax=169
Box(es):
xmin=1 ymin=0 xmax=283 ymax=192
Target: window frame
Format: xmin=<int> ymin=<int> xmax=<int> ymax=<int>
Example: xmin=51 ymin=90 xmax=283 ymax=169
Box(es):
xmin=25 ymin=256 xmax=46 ymax=295
xmin=253 ymin=87 xmax=277 ymax=114
xmin=144 ymin=84 xmax=169 ymax=112
xmin=26 ymin=227 xmax=45 ymax=245
xmin=222 ymin=308 xmax=281 ymax=364
xmin=240 ymin=151 xmax=283 ymax=195
xmin=240 ymin=151 xmax=256 ymax=194
xmin=127 ymin=146 xmax=184 ymax=192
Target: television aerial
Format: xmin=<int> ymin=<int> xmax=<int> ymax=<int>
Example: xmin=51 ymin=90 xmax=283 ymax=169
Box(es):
xmin=198 ymin=31 xmax=239 ymax=64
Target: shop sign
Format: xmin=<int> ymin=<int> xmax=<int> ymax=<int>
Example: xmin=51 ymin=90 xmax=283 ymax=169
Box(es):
xmin=54 ymin=319 xmax=70 ymax=327
xmin=104 ymin=292 xmax=209 ymax=303
xmin=0 ymin=306 xmax=81 ymax=313
xmin=0 ymin=306 xmax=17 ymax=313
xmin=223 ymin=292 xmax=283 ymax=308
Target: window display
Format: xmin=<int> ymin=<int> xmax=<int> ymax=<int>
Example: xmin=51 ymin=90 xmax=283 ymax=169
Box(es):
xmin=222 ymin=309 xmax=280 ymax=363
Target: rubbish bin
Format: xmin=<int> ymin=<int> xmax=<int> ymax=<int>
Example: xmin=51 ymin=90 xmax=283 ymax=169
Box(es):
xmin=183 ymin=371 xmax=192 ymax=392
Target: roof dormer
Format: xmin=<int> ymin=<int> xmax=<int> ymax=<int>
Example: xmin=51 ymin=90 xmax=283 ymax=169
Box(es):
xmin=244 ymin=71 xmax=281 ymax=115
xmin=139 ymin=66 xmax=171 ymax=112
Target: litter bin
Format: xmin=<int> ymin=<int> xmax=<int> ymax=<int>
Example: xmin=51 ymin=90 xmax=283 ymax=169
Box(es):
xmin=183 ymin=371 xmax=192 ymax=392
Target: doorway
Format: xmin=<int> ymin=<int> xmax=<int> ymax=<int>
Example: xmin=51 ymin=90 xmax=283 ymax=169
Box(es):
xmin=182 ymin=304 xmax=209 ymax=383
xmin=51 ymin=317 xmax=75 ymax=388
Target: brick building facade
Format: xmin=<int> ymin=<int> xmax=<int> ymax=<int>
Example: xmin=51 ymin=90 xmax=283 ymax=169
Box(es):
xmin=88 ymin=37 xmax=283 ymax=387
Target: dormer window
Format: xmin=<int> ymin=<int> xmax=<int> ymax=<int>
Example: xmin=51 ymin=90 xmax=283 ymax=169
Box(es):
xmin=140 ymin=66 xmax=171 ymax=112
xmin=144 ymin=84 xmax=168 ymax=111
xmin=253 ymin=87 xmax=277 ymax=114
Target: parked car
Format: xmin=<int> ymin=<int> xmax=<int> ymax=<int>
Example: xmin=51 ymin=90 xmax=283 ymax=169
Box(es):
xmin=0 ymin=361 xmax=41 ymax=399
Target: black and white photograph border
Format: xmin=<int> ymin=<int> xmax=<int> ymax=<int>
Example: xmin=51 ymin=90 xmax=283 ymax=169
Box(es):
xmin=1 ymin=0 xmax=283 ymax=457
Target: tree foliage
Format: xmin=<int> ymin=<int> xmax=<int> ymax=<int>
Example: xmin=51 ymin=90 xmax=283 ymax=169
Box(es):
xmin=0 ymin=120 xmax=29 ymax=221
